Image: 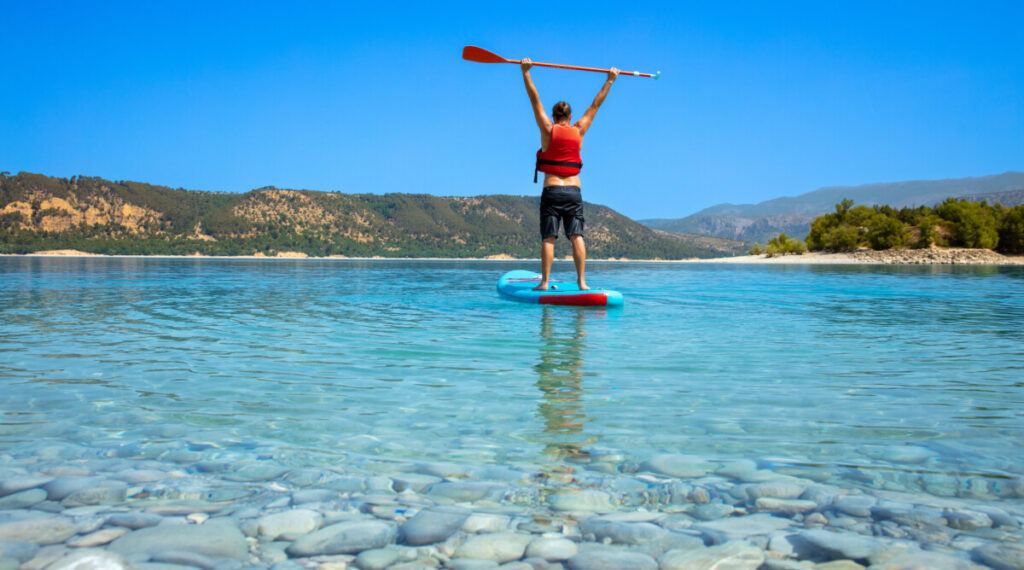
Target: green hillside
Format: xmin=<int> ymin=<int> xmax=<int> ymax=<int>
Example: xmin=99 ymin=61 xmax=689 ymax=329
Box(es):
xmin=0 ymin=172 xmax=746 ymax=259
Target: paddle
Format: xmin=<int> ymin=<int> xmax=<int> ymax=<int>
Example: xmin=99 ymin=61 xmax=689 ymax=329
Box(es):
xmin=462 ymin=46 xmax=660 ymax=79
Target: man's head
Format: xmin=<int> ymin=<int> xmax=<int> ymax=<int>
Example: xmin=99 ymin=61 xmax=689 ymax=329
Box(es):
xmin=552 ymin=101 xmax=572 ymax=124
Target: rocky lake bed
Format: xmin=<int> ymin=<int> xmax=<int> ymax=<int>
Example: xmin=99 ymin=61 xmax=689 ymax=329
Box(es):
xmin=1 ymin=440 xmax=1022 ymax=570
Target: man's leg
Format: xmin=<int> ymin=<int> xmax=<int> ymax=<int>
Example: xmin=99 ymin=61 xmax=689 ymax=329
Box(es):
xmin=534 ymin=236 xmax=558 ymax=290
xmin=570 ymin=234 xmax=588 ymax=290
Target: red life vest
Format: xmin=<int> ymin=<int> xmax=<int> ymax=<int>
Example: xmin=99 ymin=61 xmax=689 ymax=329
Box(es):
xmin=535 ymin=123 xmax=582 ymax=183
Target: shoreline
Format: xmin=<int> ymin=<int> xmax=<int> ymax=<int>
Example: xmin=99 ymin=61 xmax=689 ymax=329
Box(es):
xmin=3 ymin=248 xmax=1023 ymax=265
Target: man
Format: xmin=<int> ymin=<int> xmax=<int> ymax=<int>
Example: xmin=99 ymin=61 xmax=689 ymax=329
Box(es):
xmin=522 ymin=58 xmax=618 ymax=291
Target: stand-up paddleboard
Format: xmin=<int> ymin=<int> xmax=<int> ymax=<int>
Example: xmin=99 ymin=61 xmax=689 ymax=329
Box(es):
xmin=497 ymin=270 xmax=624 ymax=307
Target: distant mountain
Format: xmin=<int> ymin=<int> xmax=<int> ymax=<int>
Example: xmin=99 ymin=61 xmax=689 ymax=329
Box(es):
xmin=641 ymin=172 xmax=1024 ymax=243
xmin=0 ymin=172 xmax=749 ymax=259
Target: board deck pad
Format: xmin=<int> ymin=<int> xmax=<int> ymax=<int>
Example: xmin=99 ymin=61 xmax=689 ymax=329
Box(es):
xmin=497 ymin=270 xmax=624 ymax=307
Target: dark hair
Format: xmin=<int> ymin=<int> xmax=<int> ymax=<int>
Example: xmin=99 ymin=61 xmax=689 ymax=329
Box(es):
xmin=552 ymin=101 xmax=572 ymax=123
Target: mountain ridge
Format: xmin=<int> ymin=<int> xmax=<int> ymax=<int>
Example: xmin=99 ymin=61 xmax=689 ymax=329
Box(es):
xmin=641 ymin=172 xmax=1024 ymax=243
xmin=0 ymin=172 xmax=748 ymax=259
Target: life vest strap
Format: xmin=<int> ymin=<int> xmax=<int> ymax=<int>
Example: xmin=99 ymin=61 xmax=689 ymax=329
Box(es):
xmin=534 ymin=159 xmax=584 ymax=183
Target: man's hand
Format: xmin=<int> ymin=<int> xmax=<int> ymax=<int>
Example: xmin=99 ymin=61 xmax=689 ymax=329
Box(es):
xmin=608 ymin=67 xmax=620 ymax=82
xmin=521 ymin=58 xmax=533 ymax=73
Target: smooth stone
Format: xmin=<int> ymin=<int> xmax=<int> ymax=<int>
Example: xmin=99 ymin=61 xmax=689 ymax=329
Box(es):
xmin=566 ymin=549 xmax=657 ymax=570
xmin=462 ymin=513 xmax=512 ymax=534
xmin=448 ymin=561 xmax=499 ymax=570
xmin=694 ymin=514 xmax=793 ymax=543
xmin=835 ymin=496 xmax=876 ymax=518
xmin=0 ymin=541 xmax=40 ymax=563
xmin=660 ymin=541 xmax=765 ymax=570
xmin=805 ymin=513 xmax=828 ymax=526
xmin=323 ymin=476 xmax=368 ymax=494
xmin=641 ymin=454 xmax=717 ymax=478
xmin=150 ymin=550 xmax=216 ymax=569
xmin=868 ymin=550 xmax=984 ymax=570
xmin=817 ymin=562 xmax=865 ymax=570
xmin=973 ymin=542 xmax=1024 ymax=570
xmin=0 ymin=476 xmax=54 ymax=497
xmin=281 ymin=469 xmax=328 ymax=488
xmin=454 ymin=532 xmax=531 ymax=563
xmin=797 ymin=529 xmax=882 ymax=560
xmin=716 ymin=459 xmax=759 ymax=480
xmin=0 ymin=488 xmax=47 ymax=509
xmin=354 ymin=547 xmax=402 ymax=570
xmin=222 ymin=464 xmax=289 ymax=482
xmin=692 ymin=503 xmax=735 ymax=521
xmin=596 ymin=512 xmax=662 ymax=523
xmin=863 ymin=445 xmax=937 ymax=464
xmin=578 ymin=521 xmax=666 ymax=545
xmin=416 ymin=462 xmax=476 ymax=479
xmin=42 ymin=549 xmax=133 ymax=570
xmin=755 ymin=498 xmax=817 ymax=515
xmin=285 ymin=520 xmax=396 ymax=557
xmin=974 ymin=506 xmax=1019 ymax=528
xmin=391 ymin=474 xmax=442 ymax=494
xmin=428 ymin=482 xmax=498 ymax=502
xmin=943 ymin=509 xmax=992 ymax=530
xmin=42 ymin=478 xmax=110 ymax=501
xmin=548 ymin=489 xmax=615 ymax=513
xmin=257 ymin=509 xmax=322 ymax=540
xmin=109 ymin=520 xmax=248 ymax=560
xmin=521 ymin=557 xmax=565 ymax=570
xmin=291 ymin=489 xmax=337 ymax=505
xmin=66 ymin=528 xmax=129 ymax=548
xmin=109 ymin=470 xmax=167 ymax=484
xmin=106 ymin=512 xmax=164 ymax=530
xmin=400 ymin=508 xmax=469 ymax=546
xmin=0 ymin=516 xmax=78 ymax=545
xmin=21 ymin=544 xmax=71 ymax=570
xmin=746 ymin=481 xmax=807 ymax=500
xmin=62 ymin=484 xmax=127 ymax=507
xmin=525 ymin=537 xmax=578 ymax=562
xmin=144 ymin=503 xmax=223 ymax=516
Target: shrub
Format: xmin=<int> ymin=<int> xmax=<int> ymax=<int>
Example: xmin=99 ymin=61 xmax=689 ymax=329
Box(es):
xmin=748 ymin=243 xmax=763 ymax=255
xmin=999 ymin=205 xmax=1024 ymax=254
xmin=821 ymin=224 xmax=860 ymax=251
xmin=766 ymin=233 xmax=807 ymax=257
xmin=935 ymin=198 xmax=999 ymax=249
xmin=867 ymin=214 xmax=905 ymax=250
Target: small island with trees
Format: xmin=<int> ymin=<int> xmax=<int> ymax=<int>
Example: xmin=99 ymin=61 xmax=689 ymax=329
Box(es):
xmin=748 ymin=198 xmax=1024 ymax=261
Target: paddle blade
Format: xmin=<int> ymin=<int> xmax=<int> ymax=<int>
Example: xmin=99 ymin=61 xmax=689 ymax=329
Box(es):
xmin=462 ymin=45 xmax=512 ymax=64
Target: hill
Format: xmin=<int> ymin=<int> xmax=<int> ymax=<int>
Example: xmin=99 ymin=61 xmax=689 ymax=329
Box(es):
xmin=0 ymin=172 xmax=747 ymax=259
xmin=641 ymin=172 xmax=1024 ymax=243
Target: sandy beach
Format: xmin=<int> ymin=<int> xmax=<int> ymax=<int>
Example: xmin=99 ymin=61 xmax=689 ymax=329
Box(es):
xmin=6 ymin=247 xmax=1024 ymax=265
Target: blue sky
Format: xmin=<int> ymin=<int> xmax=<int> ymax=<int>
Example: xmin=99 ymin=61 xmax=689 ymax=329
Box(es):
xmin=1 ymin=1 xmax=1021 ymax=219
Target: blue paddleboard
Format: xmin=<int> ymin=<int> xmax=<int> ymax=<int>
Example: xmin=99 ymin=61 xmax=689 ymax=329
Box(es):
xmin=497 ymin=270 xmax=624 ymax=307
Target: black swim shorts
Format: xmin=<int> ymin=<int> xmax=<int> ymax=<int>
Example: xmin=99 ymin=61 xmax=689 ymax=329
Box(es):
xmin=539 ymin=186 xmax=584 ymax=239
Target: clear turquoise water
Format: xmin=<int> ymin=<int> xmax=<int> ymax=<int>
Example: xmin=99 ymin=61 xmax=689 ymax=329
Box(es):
xmin=1 ymin=257 xmax=1022 ymax=506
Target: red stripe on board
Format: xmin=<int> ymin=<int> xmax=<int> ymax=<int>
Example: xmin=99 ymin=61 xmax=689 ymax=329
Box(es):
xmin=539 ymin=293 xmax=607 ymax=306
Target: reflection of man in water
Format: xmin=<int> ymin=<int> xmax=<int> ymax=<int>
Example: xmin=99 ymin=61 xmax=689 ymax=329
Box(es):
xmin=534 ymin=308 xmax=595 ymax=462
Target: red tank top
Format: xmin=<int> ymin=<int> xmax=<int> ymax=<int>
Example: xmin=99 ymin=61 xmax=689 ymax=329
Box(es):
xmin=535 ymin=123 xmax=582 ymax=182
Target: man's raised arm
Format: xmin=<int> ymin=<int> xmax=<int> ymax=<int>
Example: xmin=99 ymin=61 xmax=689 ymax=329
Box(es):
xmin=522 ymin=59 xmax=551 ymax=133
xmin=575 ymin=67 xmax=619 ymax=136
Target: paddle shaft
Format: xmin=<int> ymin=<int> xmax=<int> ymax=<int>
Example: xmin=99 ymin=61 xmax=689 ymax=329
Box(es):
xmin=527 ymin=60 xmax=656 ymax=78
xmin=462 ymin=45 xmax=658 ymax=79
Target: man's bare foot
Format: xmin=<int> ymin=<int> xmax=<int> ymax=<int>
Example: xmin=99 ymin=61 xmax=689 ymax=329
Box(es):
xmin=532 ymin=283 xmax=558 ymax=291
xmin=578 ymin=281 xmax=590 ymax=291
